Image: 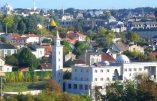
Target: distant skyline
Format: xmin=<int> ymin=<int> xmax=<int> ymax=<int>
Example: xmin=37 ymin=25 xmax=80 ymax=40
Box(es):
xmin=0 ymin=0 xmax=157 ymax=9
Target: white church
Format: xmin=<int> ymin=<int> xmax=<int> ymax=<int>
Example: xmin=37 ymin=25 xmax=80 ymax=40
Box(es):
xmin=52 ymin=31 xmax=157 ymax=97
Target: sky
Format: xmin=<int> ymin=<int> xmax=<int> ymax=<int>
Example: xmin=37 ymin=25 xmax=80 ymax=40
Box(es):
xmin=0 ymin=0 xmax=157 ymax=9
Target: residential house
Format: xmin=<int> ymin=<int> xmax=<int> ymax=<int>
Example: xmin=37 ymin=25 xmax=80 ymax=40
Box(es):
xmin=101 ymin=53 xmax=115 ymax=63
xmin=111 ymin=41 xmax=128 ymax=54
xmin=64 ymin=52 xmax=76 ymax=62
xmin=21 ymin=34 xmax=40 ymax=43
xmin=27 ymin=44 xmax=45 ymax=59
xmin=66 ymin=31 xmax=87 ymax=42
xmin=0 ymin=58 xmax=12 ymax=72
xmin=79 ymin=49 xmax=102 ymax=65
xmin=128 ymin=44 xmax=144 ymax=54
xmin=0 ymin=43 xmax=17 ymax=58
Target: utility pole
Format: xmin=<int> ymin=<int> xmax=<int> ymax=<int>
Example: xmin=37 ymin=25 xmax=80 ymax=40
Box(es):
xmin=0 ymin=77 xmax=2 ymax=100
xmin=33 ymin=0 xmax=36 ymax=11
xmin=5 ymin=23 xmax=7 ymax=34
xmin=0 ymin=72 xmax=5 ymax=100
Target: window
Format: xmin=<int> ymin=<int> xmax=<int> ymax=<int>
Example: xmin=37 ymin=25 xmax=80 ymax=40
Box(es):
xmin=79 ymin=84 xmax=83 ymax=90
xmin=68 ymin=84 xmax=71 ymax=89
xmin=101 ymin=78 xmax=103 ymax=81
xmin=85 ymin=85 xmax=88 ymax=90
xmin=95 ymin=70 xmax=97 ymax=73
xmin=86 ymin=69 xmax=88 ymax=72
xmin=59 ymin=51 xmax=60 ymax=55
xmin=75 ymin=69 xmax=77 ymax=72
xmin=129 ymin=68 xmax=132 ymax=71
xmin=139 ymin=68 xmax=142 ymax=71
xmin=134 ymin=68 xmax=137 ymax=71
xmin=124 ymin=69 xmax=127 ymax=72
xmin=81 ymin=69 xmax=83 ymax=72
xmin=101 ymin=69 xmax=103 ymax=73
xmin=73 ymin=84 xmax=77 ymax=89
xmin=106 ymin=77 xmax=110 ymax=81
xmin=81 ymin=77 xmax=83 ymax=81
xmin=75 ymin=77 xmax=77 ymax=80
xmin=107 ymin=69 xmax=109 ymax=72
xmin=40 ymin=51 xmax=42 ymax=54
xmin=129 ymin=73 xmax=131 ymax=76
xmin=86 ymin=78 xmax=88 ymax=81
xmin=59 ymin=58 xmax=60 ymax=62
xmin=95 ymin=78 xmax=97 ymax=81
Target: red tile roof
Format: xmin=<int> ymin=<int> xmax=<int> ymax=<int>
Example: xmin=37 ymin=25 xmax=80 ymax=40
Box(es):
xmin=67 ymin=32 xmax=86 ymax=38
xmin=101 ymin=53 xmax=115 ymax=62
xmin=10 ymin=33 xmax=21 ymax=39
xmin=64 ymin=38 xmax=77 ymax=44
xmin=24 ymin=34 xmax=39 ymax=37
xmin=42 ymin=45 xmax=52 ymax=55
xmin=148 ymin=52 xmax=157 ymax=57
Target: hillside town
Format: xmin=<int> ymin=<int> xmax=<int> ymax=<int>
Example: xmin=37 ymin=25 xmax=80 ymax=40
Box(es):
xmin=0 ymin=1 xmax=157 ymax=101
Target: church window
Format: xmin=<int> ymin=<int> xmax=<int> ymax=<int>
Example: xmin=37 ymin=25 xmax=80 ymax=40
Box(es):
xmin=95 ymin=70 xmax=97 ymax=73
xmin=106 ymin=77 xmax=110 ymax=81
xmin=81 ymin=69 xmax=83 ymax=72
xmin=107 ymin=69 xmax=109 ymax=72
xmin=86 ymin=69 xmax=88 ymax=72
xmin=59 ymin=51 xmax=60 ymax=55
xmin=101 ymin=70 xmax=103 ymax=72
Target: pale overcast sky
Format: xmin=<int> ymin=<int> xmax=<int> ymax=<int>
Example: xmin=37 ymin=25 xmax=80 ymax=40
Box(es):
xmin=0 ymin=0 xmax=157 ymax=9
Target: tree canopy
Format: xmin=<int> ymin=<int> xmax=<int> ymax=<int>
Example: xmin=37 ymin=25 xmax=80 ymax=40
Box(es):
xmin=18 ymin=48 xmax=39 ymax=70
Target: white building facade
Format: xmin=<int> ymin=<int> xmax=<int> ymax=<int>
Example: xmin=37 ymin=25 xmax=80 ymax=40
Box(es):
xmin=65 ymin=55 xmax=157 ymax=97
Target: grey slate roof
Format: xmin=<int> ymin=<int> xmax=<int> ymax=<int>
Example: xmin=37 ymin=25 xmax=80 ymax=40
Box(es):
xmin=0 ymin=43 xmax=16 ymax=49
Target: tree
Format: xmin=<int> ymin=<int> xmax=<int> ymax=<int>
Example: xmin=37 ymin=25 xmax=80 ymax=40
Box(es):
xmin=5 ymin=54 xmax=19 ymax=66
xmin=61 ymin=40 xmax=72 ymax=53
xmin=18 ymin=48 xmax=39 ymax=71
xmin=127 ymin=32 xmax=140 ymax=43
xmin=2 ymin=15 xmax=14 ymax=33
xmin=105 ymin=80 xmax=155 ymax=101
xmin=45 ymin=79 xmax=61 ymax=93
xmin=24 ymin=15 xmax=38 ymax=33
xmin=73 ymin=42 xmax=89 ymax=56
xmin=131 ymin=32 xmax=140 ymax=43
xmin=95 ymin=27 xmax=115 ymax=48
xmin=17 ymin=20 xmax=26 ymax=34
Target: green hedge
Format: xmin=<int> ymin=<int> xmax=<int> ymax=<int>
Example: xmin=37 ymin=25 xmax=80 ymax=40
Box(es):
xmin=5 ymin=71 xmax=52 ymax=83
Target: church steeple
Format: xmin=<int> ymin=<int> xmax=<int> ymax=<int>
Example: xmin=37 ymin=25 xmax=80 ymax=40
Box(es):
xmin=52 ymin=30 xmax=63 ymax=90
xmin=55 ymin=30 xmax=61 ymax=46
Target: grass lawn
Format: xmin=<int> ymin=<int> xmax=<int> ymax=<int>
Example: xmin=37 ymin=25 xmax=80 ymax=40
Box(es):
xmin=3 ymin=81 xmax=47 ymax=92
